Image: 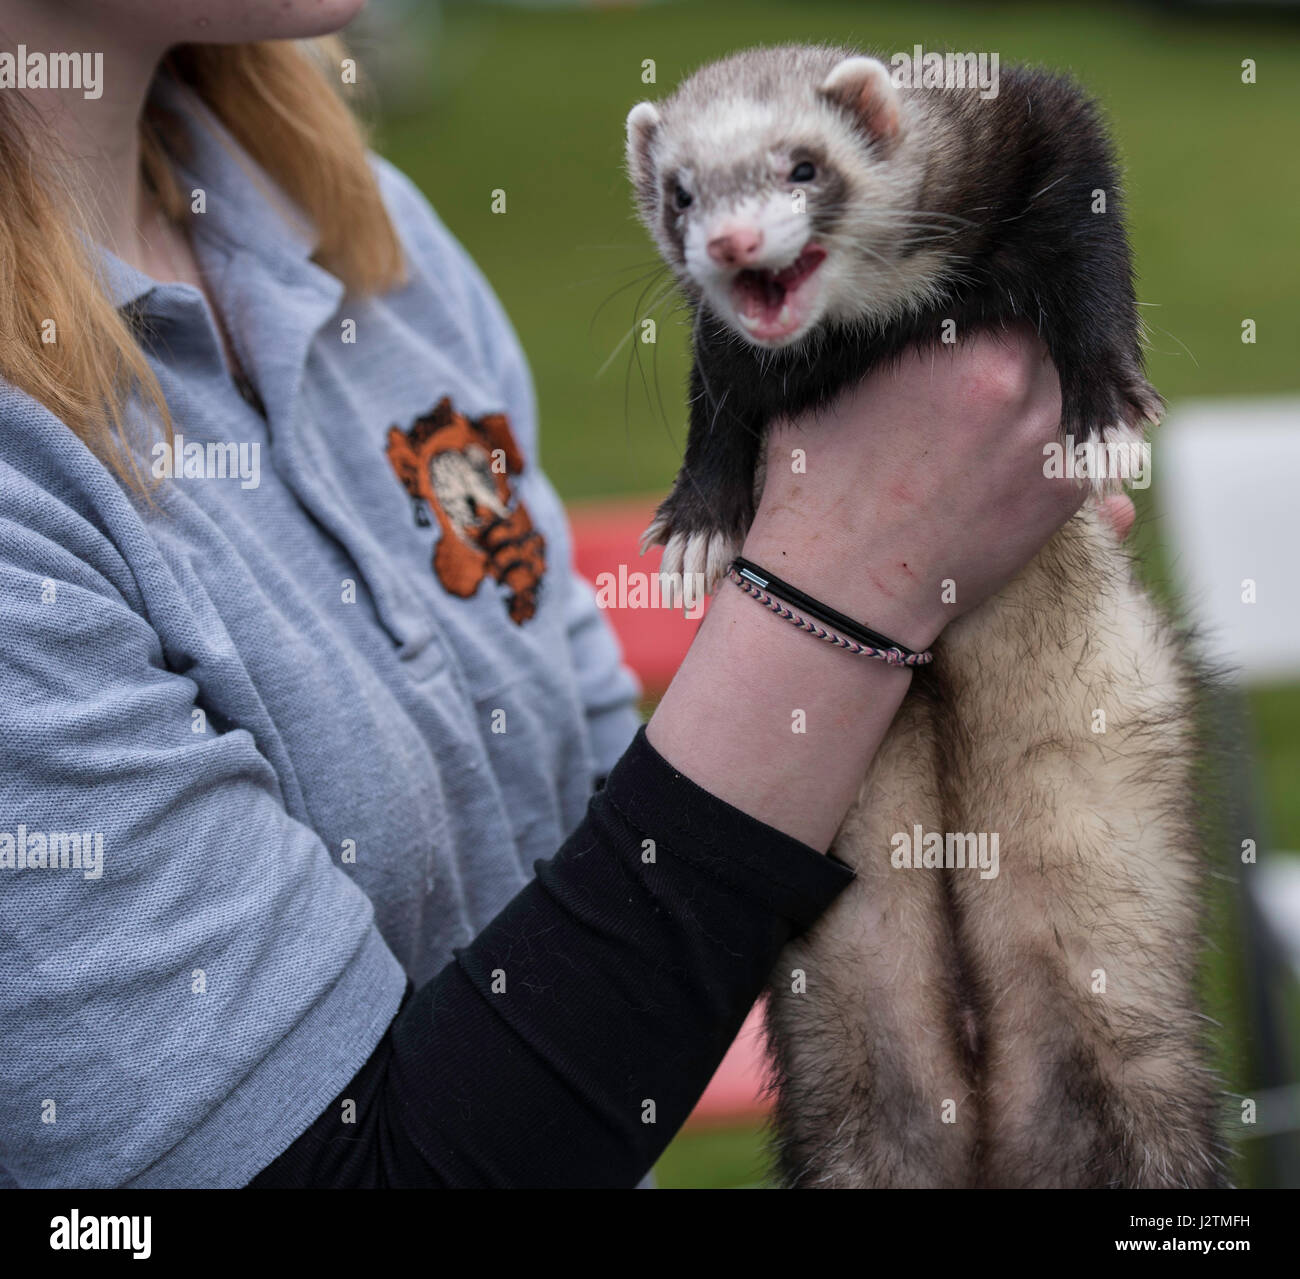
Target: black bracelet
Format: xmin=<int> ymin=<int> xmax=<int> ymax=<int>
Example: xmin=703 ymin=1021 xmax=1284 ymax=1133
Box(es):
xmin=729 ymin=557 xmax=933 ymax=667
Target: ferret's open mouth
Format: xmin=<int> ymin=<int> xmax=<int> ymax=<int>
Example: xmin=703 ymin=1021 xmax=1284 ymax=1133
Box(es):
xmin=730 ymin=244 xmax=827 ymax=343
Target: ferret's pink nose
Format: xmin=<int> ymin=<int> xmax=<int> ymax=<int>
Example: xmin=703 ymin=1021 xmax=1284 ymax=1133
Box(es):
xmin=707 ymin=226 xmax=765 ymax=268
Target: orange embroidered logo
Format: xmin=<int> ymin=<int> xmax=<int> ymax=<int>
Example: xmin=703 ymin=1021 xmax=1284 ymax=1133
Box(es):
xmin=386 ymin=398 xmax=547 ymax=624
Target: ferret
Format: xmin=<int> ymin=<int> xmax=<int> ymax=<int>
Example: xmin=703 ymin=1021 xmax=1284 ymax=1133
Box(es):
xmin=625 ymin=44 xmax=1227 ymax=1188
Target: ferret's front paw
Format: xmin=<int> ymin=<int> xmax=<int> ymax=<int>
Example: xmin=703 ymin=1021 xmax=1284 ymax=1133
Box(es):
xmin=638 ymin=507 xmax=673 ymax=558
xmin=641 ymin=483 xmax=748 ymax=609
xmin=659 ymin=527 xmax=740 ymax=604
xmin=1123 ymin=377 xmax=1164 ymax=432
xmin=1079 ymin=379 xmax=1163 ymax=497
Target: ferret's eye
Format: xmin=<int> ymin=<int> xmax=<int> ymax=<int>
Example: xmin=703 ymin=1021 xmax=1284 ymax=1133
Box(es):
xmin=789 ymin=161 xmax=816 ymax=183
xmin=673 ymin=182 xmax=693 ymax=210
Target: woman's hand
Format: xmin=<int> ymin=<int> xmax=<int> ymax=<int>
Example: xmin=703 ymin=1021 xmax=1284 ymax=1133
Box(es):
xmin=743 ymin=327 xmax=1079 ymax=651
xmin=1100 ymin=494 xmax=1136 ymax=542
xmin=648 ymin=328 xmax=1123 ymax=850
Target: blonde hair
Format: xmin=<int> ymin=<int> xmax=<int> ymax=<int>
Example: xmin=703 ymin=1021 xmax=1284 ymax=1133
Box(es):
xmin=0 ymin=37 xmax=405 ymax=492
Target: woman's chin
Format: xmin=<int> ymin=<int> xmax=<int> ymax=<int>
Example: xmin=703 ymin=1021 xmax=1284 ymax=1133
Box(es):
xmin=148 ymin=0 xmax=367 ymax=46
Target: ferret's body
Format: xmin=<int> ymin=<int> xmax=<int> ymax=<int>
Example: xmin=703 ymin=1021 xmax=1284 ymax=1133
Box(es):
xmin=773 ymin=508 xmax=1219 ymax=1187
xmin=626 ymin=45 xmax=1225 ymax=1187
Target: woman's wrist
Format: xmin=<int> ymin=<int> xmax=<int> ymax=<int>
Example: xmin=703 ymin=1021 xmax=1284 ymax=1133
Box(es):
xmin=647 ymin=575 xmax=916 ymax=852
xmin=740 ymin=503 xmax=948 ymax=655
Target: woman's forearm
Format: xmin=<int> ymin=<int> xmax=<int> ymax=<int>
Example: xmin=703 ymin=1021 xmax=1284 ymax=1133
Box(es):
xmin=647 ymin=515 xmax=943 ymax=852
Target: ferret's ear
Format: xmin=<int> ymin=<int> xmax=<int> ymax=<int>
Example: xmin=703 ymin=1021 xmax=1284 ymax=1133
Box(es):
xmin=819 ymin=57 xmax=901 ymax=150
xmin=625 ymin=101 xmax=662 ymax=190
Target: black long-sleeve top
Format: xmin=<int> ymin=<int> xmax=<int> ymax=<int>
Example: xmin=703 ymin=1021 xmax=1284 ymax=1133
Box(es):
xmin=250 ymin=726 xmax=854 ymax=1187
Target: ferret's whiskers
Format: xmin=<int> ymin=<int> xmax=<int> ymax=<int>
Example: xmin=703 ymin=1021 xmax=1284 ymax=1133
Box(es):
xmin=601 ymin=268 xmax=673 ymax=370
xmin=590 ymin=263 xmax=670 ymax=341
xmin=621 ymin=274 xmax=681 ymax=441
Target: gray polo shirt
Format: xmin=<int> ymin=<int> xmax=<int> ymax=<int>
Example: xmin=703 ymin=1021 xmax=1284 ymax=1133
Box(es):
xmin=0 ymin=75 xmax=642 ymax=1187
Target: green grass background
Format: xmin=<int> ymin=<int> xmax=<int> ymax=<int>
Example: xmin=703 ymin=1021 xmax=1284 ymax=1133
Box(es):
xmin=369 ymin=0 xmax=1300 ymax=1187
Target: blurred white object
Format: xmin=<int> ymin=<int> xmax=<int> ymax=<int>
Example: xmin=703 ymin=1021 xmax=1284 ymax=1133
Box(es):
xmin=1160 ymin=397 xmax=1300 ymax=681
xmin=1160 ymin=396 xmax=1300 ymax=1179
xmin=1255 ymin=857 xmax=1300 ymax=977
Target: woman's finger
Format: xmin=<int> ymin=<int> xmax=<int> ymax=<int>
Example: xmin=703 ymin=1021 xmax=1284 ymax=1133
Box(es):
xmin=1101 ymin=494 xmax=1136 ymax=542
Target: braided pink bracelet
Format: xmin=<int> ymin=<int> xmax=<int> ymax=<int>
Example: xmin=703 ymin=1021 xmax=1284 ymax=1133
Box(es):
xmin=725 ymin=565 xmax=933 ymax=667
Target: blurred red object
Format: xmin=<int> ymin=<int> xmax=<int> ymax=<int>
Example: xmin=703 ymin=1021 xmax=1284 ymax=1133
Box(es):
xmin=690 ymin=1002 xmax=773 ymax=1126
xmin=566 ymin=494 xmax=707 ymax=693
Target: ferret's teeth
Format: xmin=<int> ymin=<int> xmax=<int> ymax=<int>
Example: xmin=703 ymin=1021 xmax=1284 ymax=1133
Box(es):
xmin=738 ymin=311 xmax=762 ymax=330
xmin=778 ymin=306 xmax=792 ymax=327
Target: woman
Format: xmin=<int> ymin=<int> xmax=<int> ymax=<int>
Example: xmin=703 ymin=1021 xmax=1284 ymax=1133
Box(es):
xmin=0 ymin=0 xmax=1130 ymax=1187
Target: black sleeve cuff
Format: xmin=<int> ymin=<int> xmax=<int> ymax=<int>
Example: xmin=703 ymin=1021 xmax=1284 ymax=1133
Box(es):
xmin=602 ymin=725 xmax=855 ymax=932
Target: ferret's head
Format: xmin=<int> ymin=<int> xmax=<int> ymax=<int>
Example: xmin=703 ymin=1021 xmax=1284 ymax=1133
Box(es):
xmin=626 ymin=46 xmax=936 ymax=349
